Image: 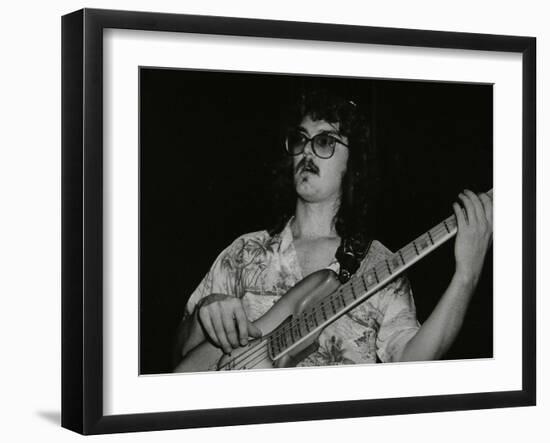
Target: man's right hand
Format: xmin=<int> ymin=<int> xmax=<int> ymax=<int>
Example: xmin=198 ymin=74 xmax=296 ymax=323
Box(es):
xmin=196 ymin=294 xmax=263 ymax=354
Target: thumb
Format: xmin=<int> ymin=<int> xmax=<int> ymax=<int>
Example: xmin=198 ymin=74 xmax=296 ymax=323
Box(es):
xmin=248 ymin=323 xmax=263 ymax=338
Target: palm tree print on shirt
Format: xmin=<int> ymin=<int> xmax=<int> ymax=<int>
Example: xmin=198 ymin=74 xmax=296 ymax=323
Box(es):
xmin=219 ymin=235 xmax=281 ymax=297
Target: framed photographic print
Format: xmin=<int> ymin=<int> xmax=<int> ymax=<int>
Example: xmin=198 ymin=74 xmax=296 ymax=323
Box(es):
xmin=62 ymin=8 xmax=536 ymax=435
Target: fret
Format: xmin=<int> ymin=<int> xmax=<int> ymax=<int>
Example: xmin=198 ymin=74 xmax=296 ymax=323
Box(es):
xmin=279 ymin=329 xmax=287 ymax=350
xmin=311 ymin=310 xmax=319 ymax=327
xmin=427 ymin=230 xmax=435 ymax=245
xmin=412 ymin=240 xmax=420 ymax=255
xmin=320 ymin=303 xmax=328 ymax=321
xmin=407 ymin=244 xmax=418 ymax=261
xmin=431 ymin=223 xmax=447 ymax=240
xmin=335 ymin=293 xmax=344 ymax=310
xmin=372 ymin=268 xmax=379 ymax=284
xmin=398 ymin=250 xmax=406 ymax=265
xmin=417 ymin=235 xmax=429 ymax=252
xmin=267 ymin=335 xmax=276 ymax=358
xmin=385 ymin=259 xmax=393 ymax=275
xmin=339 ymin=290 xmax=347 ymax=307
xmin=329 ymin=297 xmax=337 ymax=314
xmin=307 ymin=311 xmax=315 ymax=329
xmin=269 ymin=334 xmax=277 ymax=356
xmin=441 ymin=219 xmax=452 ymax=231
xmin=271 ymin=334 xmax=282 ymax=355
xmin=302 ymin=313 xmax=310 ymax=333
xmin=294 ymin=322 xmax=302 ymax=339
xmin=293 ymin=322 xmax=301 ymax=341
xmin=361 ymin=274 xmax=368 ymax=291
xmin=288 ymin=324 xmax=295 ymax=343
xmin=367 ymin=272 xmax=376 ymax=286
xmin=275 ymin=334 xmax=283 ymax=355
xmin=351 ymin=280 xmax=357 ymax=299
xmin=282 ymin=330 xmax=290 ymax=349
xmin=280 ymin=330 xmax=288 ymax=350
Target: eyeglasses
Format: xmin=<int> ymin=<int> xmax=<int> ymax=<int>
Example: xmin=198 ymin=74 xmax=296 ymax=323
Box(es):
xmin=284 ymin=129 xmax=349 ymax=159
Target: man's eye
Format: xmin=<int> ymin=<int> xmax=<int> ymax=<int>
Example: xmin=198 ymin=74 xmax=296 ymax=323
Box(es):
xmin=290 ymin=131 xmax=306 ymax=142
xmin=318 ymin=135 xmax=337 ymax=147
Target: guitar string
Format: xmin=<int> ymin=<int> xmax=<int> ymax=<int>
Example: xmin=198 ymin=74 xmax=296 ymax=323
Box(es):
xmin=217 ymin=220 xmax=456 ymax=370
xmin=266 ymin=221 xmax=455 ymax=353
xmin=219 ymin=319 xmax=307 ymax=370
xmin=240 ymin=348 xmax=272 ymax=369
xmin=219 ymin=316 xmax=314 ymax=369
xmin=217 ymin=321 xmax=298 ymax=370
xmin=218 ymin=336 xmax=272 ymax=370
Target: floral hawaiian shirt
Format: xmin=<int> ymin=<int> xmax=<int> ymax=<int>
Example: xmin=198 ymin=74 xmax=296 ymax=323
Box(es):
xmin=185 ymin=219 xmax=421 ymax=366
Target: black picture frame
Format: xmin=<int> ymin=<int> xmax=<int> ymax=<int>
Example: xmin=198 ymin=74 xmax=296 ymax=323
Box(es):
xmin=62 ymin=8 xmax=536 ymax=435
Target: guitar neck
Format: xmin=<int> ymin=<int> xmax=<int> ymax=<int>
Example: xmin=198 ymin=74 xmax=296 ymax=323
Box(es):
xmin=268 ymin=191 xmax=491 ymax=362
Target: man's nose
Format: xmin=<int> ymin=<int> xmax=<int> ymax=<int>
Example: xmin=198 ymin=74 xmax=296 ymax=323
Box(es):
xmin=302 ymin=139 xmax=315 ymax=157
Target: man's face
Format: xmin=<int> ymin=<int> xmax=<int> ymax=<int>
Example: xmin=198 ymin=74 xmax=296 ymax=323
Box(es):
xmin=292 ymin=115 xmax=349 ymax=203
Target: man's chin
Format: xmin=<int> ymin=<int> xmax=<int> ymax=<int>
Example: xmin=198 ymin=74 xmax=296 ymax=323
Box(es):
xmin=295 ymin=184 xmax=323 ymax=202
xmin=295 ymin=177 xmax=313 ymax=191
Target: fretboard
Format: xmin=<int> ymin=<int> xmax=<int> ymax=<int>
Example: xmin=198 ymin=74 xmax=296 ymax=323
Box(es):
xmin=267 ymin=211 xmax=465 ymax=362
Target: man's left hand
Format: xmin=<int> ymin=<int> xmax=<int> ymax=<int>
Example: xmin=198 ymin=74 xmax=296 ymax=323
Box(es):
xmin=452 ymin=189 xmax=493 ymax=287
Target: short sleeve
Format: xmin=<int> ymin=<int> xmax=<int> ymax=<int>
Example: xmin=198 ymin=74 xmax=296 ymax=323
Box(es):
xmin=375 ymin=275 xmax=421 ymax=363
xmin=184 ymin=241 xmax=241 ymax=317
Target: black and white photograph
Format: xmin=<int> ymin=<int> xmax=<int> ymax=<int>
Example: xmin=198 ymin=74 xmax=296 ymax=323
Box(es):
xmin=139 ymin=69 xmax=494 ymax=375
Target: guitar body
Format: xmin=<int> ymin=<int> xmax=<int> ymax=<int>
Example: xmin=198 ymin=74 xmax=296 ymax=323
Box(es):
xmin=174 ymin=269 xmax=341 ymax=372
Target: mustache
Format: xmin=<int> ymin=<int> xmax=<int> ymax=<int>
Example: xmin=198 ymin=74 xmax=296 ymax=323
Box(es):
xmin=295 ymin=158 xmax=319 ymax=175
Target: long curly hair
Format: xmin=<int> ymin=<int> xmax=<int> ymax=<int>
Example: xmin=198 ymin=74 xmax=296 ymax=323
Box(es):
xmin=267 ymin=85 xmax=380 ymax=262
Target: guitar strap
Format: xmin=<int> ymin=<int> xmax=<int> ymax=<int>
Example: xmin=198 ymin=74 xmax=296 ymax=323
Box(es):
xmin=335 ymin=236 xmax=372 ymax=283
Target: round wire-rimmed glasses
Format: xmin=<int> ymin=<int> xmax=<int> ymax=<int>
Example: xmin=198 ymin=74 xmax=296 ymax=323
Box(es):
xmin=284 ymin=129 xmax=349 ymax=159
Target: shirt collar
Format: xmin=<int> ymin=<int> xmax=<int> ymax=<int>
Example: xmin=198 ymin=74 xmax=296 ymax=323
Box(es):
xmin=278 ymin=216 xmax=295 ymax=252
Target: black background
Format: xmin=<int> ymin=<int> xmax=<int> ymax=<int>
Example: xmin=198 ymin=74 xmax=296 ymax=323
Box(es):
xmin=140 ymin=68 xmax=493 ymax=375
